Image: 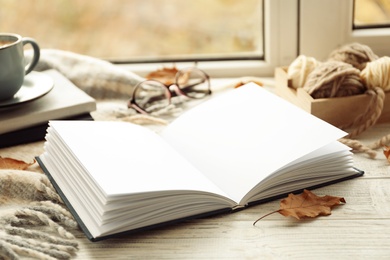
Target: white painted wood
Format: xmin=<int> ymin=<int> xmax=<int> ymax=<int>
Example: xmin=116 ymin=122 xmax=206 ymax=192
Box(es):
xmin=300 ymin=0 xmax=390 ymax=59
xmin=300 ymin=0 xmax=349 ymax=60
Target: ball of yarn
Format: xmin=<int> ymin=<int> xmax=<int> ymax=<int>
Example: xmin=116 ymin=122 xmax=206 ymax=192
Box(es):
xmin=361 ymin=56 xmax=390 ymax=91
xmin=303 ymin=61 xmax=367 ymax=99
xmin=287 ymin=55 xmax=321 ymax=89
xmin=328 ymin=42 xmax=378 ymax=71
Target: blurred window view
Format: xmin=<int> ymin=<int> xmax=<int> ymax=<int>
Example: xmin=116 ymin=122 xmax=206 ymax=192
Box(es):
xmin=0 ymin=0 xmax=263 ymax=63
xmin=354 ymin=0 xmax=390 ymax=28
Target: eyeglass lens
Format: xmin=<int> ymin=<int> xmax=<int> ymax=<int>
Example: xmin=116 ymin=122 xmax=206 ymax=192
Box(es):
xmin=133 ymin=80 xmax=170 ymax=113
xmin=133 ymin=68 xmax=210 ymax=113
xmin=176 ymin=68 xmax=210 ymax=99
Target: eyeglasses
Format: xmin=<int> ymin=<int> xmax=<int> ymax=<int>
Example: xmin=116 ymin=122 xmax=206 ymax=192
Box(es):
xmin=128 ymin=67 xmax=211 ymax=114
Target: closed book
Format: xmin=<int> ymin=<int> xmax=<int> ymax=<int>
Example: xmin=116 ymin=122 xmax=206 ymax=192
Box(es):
xmin=0 ymin=70 xmax=96 ymax=147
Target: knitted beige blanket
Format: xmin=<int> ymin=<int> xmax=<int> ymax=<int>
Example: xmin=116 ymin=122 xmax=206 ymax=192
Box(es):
xmin=0 ymin=49 xmax=165 ymax=260
xmin=0 ymin=169 xmax=78 ymax=259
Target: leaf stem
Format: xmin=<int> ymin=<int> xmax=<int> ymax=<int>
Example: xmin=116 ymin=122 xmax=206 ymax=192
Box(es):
xmin=253 ymin=210 xmax=280 ymax=226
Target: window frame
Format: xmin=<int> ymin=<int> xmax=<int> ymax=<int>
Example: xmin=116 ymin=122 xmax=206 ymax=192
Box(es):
xmin=123 ymin=0 xmax=390 ymax=78
xmin=118 ymin=0 xmax=298 ymax=78
xmin=299 ymin=0 xmax=390 ymax=60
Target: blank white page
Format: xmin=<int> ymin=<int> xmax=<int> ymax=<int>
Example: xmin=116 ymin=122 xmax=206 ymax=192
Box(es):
xmin=48 ymin=121 xmax=230 ymax=200
xmin=161 ymin=83 xmax=348 ymax=203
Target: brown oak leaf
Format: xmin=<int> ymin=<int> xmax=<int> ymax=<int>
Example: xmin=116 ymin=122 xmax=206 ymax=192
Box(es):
xmin=384 ymin=146 xmax=390 ymax=163
xmin=0 ymin=157 xmax=35 ymax=170
xmin=145 ymin=67 xmax=180 ymax=86
xmin=253 ymin=189 xmax=346 ymax=225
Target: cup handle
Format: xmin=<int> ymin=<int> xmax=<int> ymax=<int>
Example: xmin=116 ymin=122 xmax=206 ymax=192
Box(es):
xmin=22 ymin=37 xmax=40 ymax=75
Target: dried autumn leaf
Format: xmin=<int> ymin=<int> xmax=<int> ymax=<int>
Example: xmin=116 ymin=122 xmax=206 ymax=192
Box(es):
xmin=145 ymin=67 xmax=180 ymax=86
xmin=0 ymin=156 xmax=35 ymax=170
xmin=383 ymin=146 xmax=390 ymax=163
xmin=233 ymin=77 xmax=264 ymax=88
xmin=278 ymin=189 xmax=346 ymax=219
xmin=253 ymin=189 xmax=346 ymax=225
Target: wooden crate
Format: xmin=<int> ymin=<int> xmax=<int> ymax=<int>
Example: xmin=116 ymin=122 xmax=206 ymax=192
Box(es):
xmin=274 ymin=67 xmax=390 ymax=127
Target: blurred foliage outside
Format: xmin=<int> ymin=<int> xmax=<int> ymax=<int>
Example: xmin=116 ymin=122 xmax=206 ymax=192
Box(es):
xmin=0 ymin=0 xmax=389 ymax=61
xmin=355 ymin=0 xmax=390 ymax=26
xmin=0 ymin=0 xmax=263 ymax=61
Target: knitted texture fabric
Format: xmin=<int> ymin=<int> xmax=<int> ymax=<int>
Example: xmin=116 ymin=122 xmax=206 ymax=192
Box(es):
xmin=0 ymin=170 xmax=79 ymax=260
xmin=26 ymin=49 xmax=144 ymax=100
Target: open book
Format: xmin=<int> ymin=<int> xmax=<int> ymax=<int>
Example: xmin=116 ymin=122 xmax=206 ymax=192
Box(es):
xmin=37 ymin=83 xmax=363 ymax=241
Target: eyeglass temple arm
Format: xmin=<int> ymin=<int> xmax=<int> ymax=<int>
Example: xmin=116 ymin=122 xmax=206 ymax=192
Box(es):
xmin=174 ymin=78 xmax=211 ymax=95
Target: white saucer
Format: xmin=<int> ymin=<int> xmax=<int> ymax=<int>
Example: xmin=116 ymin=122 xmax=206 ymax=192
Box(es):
xmin=0 ymin=71 xmax=54 ymax=108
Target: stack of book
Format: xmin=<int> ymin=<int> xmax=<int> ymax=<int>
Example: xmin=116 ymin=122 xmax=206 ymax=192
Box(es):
xmin=0 ymin=70 xmax=96 ymax=147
